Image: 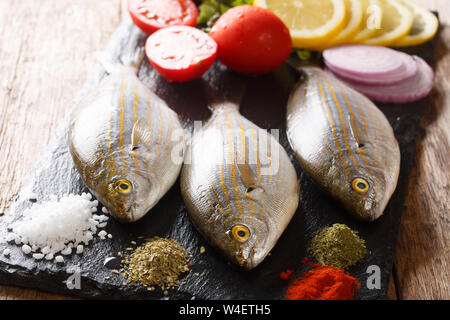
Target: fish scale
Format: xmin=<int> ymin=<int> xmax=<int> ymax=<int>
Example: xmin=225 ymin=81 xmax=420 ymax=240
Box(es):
xmin=181 ymin=100 xmax=300 ymax=270
xmin=286 ymin=66 xmax=400 ymax=221
xmin=69 ymin=63 xmax=185 ymax=223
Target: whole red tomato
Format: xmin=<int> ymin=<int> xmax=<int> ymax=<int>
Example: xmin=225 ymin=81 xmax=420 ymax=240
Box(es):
xmin=210 ymin=5 xmax=292 ymax=75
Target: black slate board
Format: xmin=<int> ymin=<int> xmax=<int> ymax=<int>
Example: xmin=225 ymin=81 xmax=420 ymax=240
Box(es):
xmin=0 ymin=15 xmax=438 ymax=300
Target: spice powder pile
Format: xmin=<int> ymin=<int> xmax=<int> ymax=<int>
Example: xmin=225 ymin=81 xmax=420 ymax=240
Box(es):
xmin=284 ymin=261 xmax=361 ymax=300
xmin=122 ymin=237 xmax=190 ymax=291
xmin=308 ymin=223 xmax=367 ymax=269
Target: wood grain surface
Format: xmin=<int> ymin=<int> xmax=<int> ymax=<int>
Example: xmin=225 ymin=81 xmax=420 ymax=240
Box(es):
xmin=0 ymin=0 xmax=448 ymax=300
xmin=388 ymin=0 xmax=450 ymax=300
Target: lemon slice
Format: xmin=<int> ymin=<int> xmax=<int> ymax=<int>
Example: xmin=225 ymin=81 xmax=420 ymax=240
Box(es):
xmin=254 ymin=0 xmax=347 ymax=49
xmin=363 ymin=0 xmax=413 ymax=46
xmin=351 ymin=0 xmax=381 ymax=43
xmin=394 ymin=0 xmax=438 ymax=46
xmin=317 ymin=0 xmax=364 ymax=50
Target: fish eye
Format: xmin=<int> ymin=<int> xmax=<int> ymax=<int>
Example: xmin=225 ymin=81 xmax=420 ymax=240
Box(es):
xmin=231 ymin=225 xmax=250 ymax=243
xmin=114 ymin=179 xmax=132 ymax=195
xmin=352 ymin=178 xmax=369 ymax=194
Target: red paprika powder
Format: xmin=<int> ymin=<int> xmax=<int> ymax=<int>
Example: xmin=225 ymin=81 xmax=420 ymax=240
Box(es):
xmin=280 ymin=269 xmax=294 ymax=280
xmin=282 ymin=259 xmax=360 ymax=300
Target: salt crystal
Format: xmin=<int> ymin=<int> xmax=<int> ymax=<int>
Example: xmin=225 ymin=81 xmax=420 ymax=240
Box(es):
xmin=14 ymin=235 xmax=21 ymax=245
xmin=101 ymin=207 xmax=109 ymax=214
xmin=98 ymin=230 xmax=107 ymax=239
xmin=76 ymin=245 xmax=84 ymax=254
xmin=98 ymin=215 xmax=109 ymax=222
xmin=33 ymin=253 xmax=44 ymax=260
xmin=10 ymin=193 xmax=109 ymax=264
xmin=61 ymin=247 xmax=72 ymax=255
xmin=98 ymin=222 xmax=107 ymax=228
xmin=82 ymin=193 xmax=92 ymax=200
xmin=2 ymin=249 xmax=10 ymax=257
xmin=45 ymin=253 xmax=54 ymax=260
xmin=107 ymin=234 xmax=113 ymax=239
xmin=22 ymin=245 xmax=32 ymax=254
xmin=89 ymin=218 xmax=99 ymax=226
xmin=6 ymin=233 xmax=16 ymax=242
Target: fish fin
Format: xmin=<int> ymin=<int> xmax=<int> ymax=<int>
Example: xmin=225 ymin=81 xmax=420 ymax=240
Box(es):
xmin=202 ymin=63 xmax=247 ymax=112
xmin=131 ymin=118 xmax=152 ymax=148
xmin=236 ymin=161 xmax=258 ymax=190
xmin=236 ymin=161 xmax=266 ymax=201
xmin=348 ymin=113 xmax=368 ymax=150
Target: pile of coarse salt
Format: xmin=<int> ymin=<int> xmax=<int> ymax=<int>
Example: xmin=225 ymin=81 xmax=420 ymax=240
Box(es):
xmin=5 ymin=193 xmax=112 ymax=263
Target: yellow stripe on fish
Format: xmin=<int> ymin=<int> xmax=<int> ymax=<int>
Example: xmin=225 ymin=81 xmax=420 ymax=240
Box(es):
xmin=225 ymin=107 xmax=243 ymax=217
xmin=119 ymin=69 xmax=128 ymax=171
xmin=214 ymin=110 xmax=232 ymax=210
xmin=181 ymin=99 xmax=299 ymax=270
xmin=316 ymin=76 xmax=348 ymax=167
xmin=286 ymin=67 xmax=400 ymax=222
xmin=69 ymin=64 xmax=185 ymax=223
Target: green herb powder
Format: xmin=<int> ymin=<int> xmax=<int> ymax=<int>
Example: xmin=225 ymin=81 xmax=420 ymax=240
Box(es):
xmin=122 ymin=237 xmax=190 ymax=290
xmin=308 ymin=224 xmax=367 ymax=269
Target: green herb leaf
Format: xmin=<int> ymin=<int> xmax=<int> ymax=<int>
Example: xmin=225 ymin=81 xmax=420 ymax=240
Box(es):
xmin=197 ymin=1 xmax=219 ymax=25
xmin=197 ymin=0 xmax=253 ymax=31
xmin=296 ymin=49 xmax=312 ymax=61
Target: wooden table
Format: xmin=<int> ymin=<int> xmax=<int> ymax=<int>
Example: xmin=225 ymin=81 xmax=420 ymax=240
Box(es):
xmin=0 ymin=0 xmax=448 ymax=300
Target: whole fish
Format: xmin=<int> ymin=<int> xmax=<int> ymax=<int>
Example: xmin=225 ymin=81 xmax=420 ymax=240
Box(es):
xmin=69 ymin=56 xmax=185 ymax=223
xmin=286 ymin=67 xmax=400 ymax=221
xmin=181 ymin=85 xmax=300 ymax=270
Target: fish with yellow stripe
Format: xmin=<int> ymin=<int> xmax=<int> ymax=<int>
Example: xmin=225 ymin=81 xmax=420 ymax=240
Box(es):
xmin=286 ymin=66 xmax=400 ymax=222
xmin=181 ymin=70 xmax=300 ymax=269
xmin=68 ymin=54 xmax=186 ymax=223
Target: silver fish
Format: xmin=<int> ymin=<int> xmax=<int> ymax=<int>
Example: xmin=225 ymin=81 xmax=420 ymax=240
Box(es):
xmin=69 ymin=59 xmax=186 ymax=223
xmin=181 ymin=100 xmax=300 ymax=270
xmin=286 ymin=66 xmax=400 ymax=221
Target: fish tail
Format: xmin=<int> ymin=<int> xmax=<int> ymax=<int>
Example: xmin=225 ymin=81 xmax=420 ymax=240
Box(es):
xmin=95 ymin=47 xmax=145 ymax=75
xmin=120 ymin=47 xmax=146 ymax=72
xmin=286 ymin=55 xmax=322 ymax=74
xmin=285 ymin=55 xmax=327 ymax=87
xmin=202 ymin=63 xmax=247 ymax=112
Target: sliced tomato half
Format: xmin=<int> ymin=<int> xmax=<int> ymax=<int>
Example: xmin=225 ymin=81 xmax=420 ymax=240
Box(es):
xmin=128 ymin=0 xmax=198 ymax=35
xmin=146 ymin=26 xmax=218 ymax=82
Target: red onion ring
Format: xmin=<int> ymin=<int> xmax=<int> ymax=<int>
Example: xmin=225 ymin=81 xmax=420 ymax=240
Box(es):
xmin=325 ymin=56 xmax=434 ymax=104
xmin=323 ymin=45 xmax=418 ymax=86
